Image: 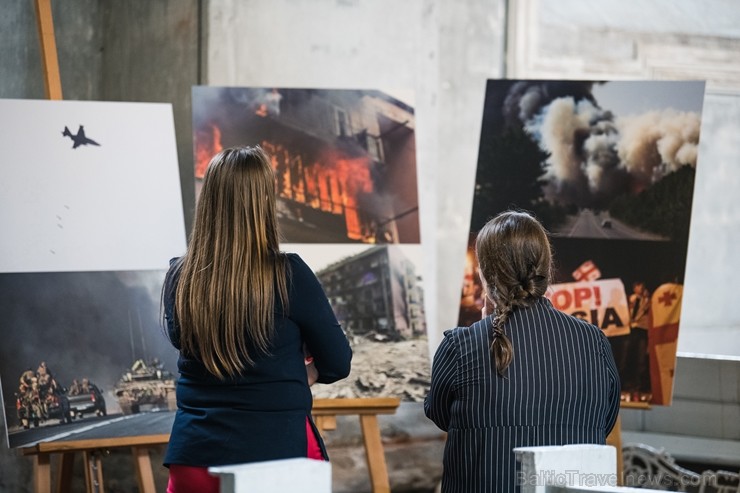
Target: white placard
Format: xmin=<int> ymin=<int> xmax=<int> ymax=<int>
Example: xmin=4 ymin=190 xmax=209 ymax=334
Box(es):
xmin=546 ymin=278 xmax=631 ymax=337
xmin=0 ymin=99 xmax=186 ymax=273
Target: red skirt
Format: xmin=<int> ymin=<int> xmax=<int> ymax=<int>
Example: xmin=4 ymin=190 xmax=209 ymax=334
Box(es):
xmin=167 ymin=417 xmax=325 ymax=493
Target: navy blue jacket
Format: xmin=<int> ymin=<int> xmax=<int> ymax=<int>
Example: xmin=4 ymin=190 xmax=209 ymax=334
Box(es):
xmin=425 ymin=297 xmax=620 ymax=493
xmin=163 ymin=253 xmax=352 ymax=467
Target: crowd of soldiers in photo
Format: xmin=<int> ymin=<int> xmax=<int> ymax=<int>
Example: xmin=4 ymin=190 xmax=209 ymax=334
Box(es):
xmin=16 ymin=361 xmax=64 ymax=420
xmin=16 ymin=361 xmax=92 ymax=422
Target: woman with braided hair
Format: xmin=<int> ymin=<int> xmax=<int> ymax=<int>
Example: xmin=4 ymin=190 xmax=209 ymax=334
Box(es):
xmin=425 ymin=210 xmax=620 ymax=493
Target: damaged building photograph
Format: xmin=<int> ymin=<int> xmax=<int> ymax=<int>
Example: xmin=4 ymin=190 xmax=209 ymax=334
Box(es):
xmin=291 ymin=243 xmax=431 ymax=402
xmin=192 ymin=87 xmax=420 ymax=244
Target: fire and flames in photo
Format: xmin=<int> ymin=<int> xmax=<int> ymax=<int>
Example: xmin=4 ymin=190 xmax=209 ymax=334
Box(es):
xmin=460 ymin=80 xmax=706 ymax=406
xmin=192 ymin=87 xmax=420 ymax=244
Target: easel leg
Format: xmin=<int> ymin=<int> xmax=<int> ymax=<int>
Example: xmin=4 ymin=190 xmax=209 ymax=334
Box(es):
xmin=132 ymin=446 xmax=157 ymax=493
xmin=33 ymin=0 xmax=63 ymax=99
xmin=606 ymin=414 xmax=623 ymax=485
xmin=82 ymin=450 xmax=105 ymax=493
xmin=34 ymin=453 xmax=51 ymax=493
xmin=56 ymin=452 xmax=75 ymax=493
xmin=360 ymin=415 xmax=390 ymax=493
xmin=314 ymin=415 xmax=337 ymax=438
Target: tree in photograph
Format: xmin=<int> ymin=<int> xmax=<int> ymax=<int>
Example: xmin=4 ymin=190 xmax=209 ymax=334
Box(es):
xmin=471 ymin=126 xmax=549 ymax=232
xmin=609 ymin=165 xmax=695 ymax=241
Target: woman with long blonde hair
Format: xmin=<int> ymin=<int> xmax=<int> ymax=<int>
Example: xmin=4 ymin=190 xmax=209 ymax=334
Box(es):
xmin=162 ymin=146 xmax=351 ymax=493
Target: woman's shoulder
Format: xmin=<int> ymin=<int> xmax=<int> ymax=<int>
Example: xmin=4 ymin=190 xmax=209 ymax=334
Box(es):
xmin=444 ymin=316 xmax=492 ymax=341
xmin=282 ymin=252 xmax=321 ymax=286
xmin=283 ymin=251 xmax=304 ymax=264
xmin=164 ymin=257 xmax=183 ymax=286
xmin=283 ymin=252 xmax=313 ymax=273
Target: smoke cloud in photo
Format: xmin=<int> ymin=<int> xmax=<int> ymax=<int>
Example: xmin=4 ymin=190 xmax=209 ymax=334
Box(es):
xmin=500 ymin=80 xmax=702 ymax=208
xmin=465 ymin=80 xmax=705 ymax=404
xmin=191 ymin=86 xmax=420 ymax=244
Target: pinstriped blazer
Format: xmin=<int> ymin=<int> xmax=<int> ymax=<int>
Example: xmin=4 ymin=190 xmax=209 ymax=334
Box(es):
xmin=425 ymin=297 xmax=620 ymax=493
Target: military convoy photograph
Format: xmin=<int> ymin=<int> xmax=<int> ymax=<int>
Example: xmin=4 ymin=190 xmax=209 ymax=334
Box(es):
xmin=0 ymin=269 xmax=179 ymax=448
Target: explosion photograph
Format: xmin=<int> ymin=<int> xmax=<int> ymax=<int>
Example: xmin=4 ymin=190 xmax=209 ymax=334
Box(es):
xmin=459 ymin=80 xmax=705 ymax=405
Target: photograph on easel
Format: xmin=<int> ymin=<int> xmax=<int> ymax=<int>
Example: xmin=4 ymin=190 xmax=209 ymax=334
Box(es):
xmin=0 ymin=269 xmax=179 ymax=449
xmin=192 ymin=86 xmax=421 ymax=244
xmin=285 ymin=243 xmax=430 ymax=402
xmin=0 ymin=99 xmax=186 ymax=449
xmin=191 ymin=87 xmax=431 ymax=402
xmin=459 ymin=80 xmax=705 ymax=406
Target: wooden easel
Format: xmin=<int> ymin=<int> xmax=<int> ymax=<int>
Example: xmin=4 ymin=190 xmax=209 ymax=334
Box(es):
xmin=312 ymin=397 xmax=401 ymax=493
xmin=22 ymin=398 xmax=400 ymax=493
xmin=607 ymin=401 xmax=651 ymax=485
xmin=34 ymin=0 xmax=62 ymax=100
xmin=22 ymin=434 xmax=167 ymax=493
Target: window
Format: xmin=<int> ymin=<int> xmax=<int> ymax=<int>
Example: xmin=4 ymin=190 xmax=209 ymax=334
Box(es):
xmin=367 ymin=134 xmax=384 ymax=162
xmin=334 ymin=107 xmax=351 ymax=137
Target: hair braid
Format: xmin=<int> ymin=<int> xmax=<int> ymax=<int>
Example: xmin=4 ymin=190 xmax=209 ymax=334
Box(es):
xmin=489 ymin=288 xmax=514 ymax=377
xmin=475 ymin=210 xmax=553 ymax=378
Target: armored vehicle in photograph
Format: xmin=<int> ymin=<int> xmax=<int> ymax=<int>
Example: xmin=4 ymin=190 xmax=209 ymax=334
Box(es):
xmin=114 ymin=359 xmax=176 ymax=415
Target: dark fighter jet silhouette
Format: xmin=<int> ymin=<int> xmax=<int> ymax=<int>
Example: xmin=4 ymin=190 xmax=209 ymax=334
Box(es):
xmin=62 ymin=125 xmax=100 ymax=149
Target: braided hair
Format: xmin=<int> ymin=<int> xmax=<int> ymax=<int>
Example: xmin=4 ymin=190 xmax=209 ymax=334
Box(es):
xmin=475 ymin=211 xmax=552 ymax=377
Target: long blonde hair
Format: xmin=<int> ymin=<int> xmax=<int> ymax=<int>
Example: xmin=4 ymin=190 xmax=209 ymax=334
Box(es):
xmin=171 ymin=146 xmax=289 ymax=379
xmin=475 ymin=211 xmax=552 ymax=377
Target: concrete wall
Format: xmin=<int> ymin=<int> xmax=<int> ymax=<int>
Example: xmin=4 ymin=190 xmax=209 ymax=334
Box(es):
xmin=0 ymin=0 xmax=101 ymax=100
xmin=621 ymin=355 xmax=740 ymax=467
xmin=100 ymin=0 xmax=200 ymax=234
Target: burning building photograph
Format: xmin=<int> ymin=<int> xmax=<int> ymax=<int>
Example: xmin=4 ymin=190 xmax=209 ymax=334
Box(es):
xmin=0 ymin=269 xmax=179 ymax=449
xmin=287 ymin=243 xmax=430 ymax=402
xmin=192 ymin=87 xmax=420 ymax=244
xmin=459 ymin=80 xmax=705 ymax=406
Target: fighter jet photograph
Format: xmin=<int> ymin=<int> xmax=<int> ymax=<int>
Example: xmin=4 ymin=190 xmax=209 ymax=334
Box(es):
xmin=62 ymin=125 xmax=100 ymax=149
